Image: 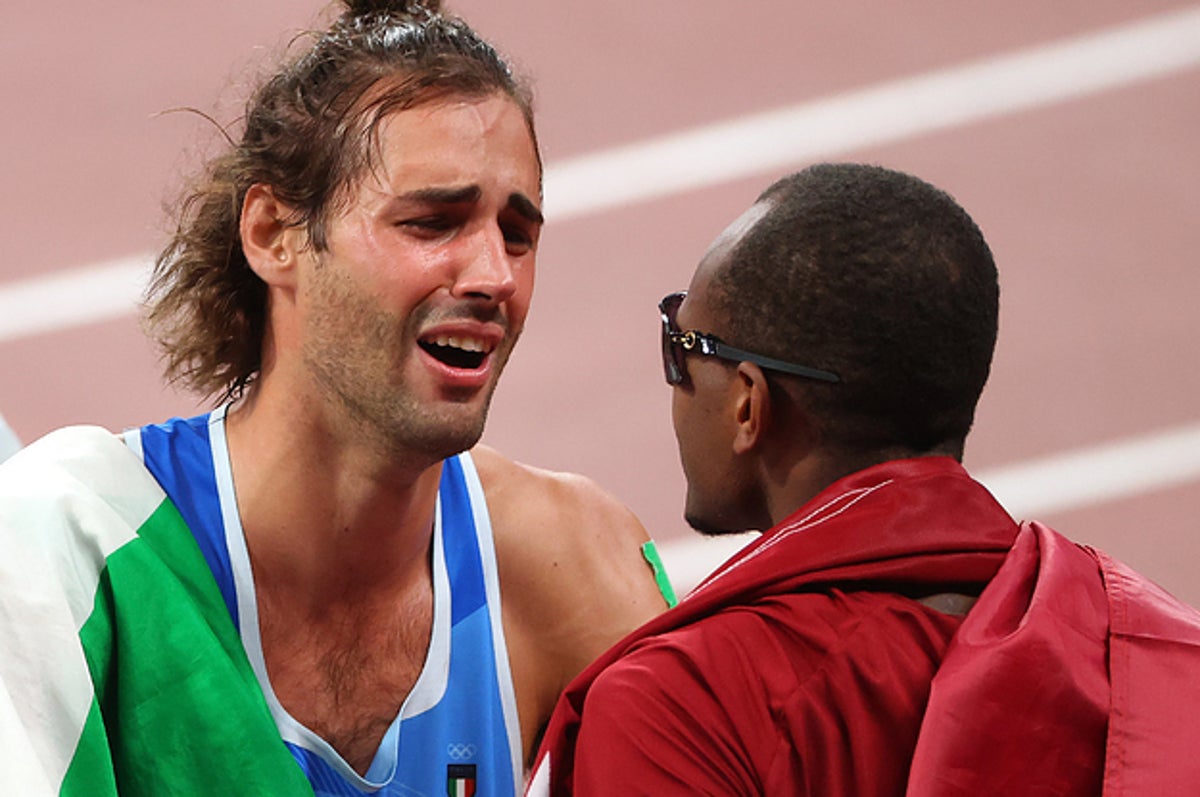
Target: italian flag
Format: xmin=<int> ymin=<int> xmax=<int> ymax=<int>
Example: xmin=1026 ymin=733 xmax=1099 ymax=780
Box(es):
xmin=0 ymin=426 xmax=312 ymax=795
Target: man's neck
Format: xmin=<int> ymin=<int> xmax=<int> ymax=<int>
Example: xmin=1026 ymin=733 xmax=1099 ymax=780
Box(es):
xmin=222 ymin=386 xmax=444 ymax=609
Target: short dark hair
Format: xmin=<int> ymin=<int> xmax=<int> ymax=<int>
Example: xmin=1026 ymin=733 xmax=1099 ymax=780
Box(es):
xmin=710 ymin=163 xmax=999 ymax=459
xmin=146 ymin=0 xmax=536 ymax=401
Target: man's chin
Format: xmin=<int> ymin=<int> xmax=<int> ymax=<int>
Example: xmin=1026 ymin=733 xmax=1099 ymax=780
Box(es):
xmin=374 ymin=405 xmax=488 ymax=465
xmin=410 ymin=419 xmax=486 ymax=462
xmin=684 ymin=511 xmax=749 ymax=538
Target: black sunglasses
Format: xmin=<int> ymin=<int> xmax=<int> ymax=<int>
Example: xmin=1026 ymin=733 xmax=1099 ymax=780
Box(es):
xmin=659 ymin=291 xmax=841 ymax=386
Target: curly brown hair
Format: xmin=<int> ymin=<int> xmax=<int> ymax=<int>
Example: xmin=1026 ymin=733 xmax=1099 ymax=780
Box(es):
xmin=145 ymin=0 xmax=538 ymax=401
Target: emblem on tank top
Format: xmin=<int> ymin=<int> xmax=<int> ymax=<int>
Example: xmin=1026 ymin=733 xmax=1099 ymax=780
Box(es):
xmin=446 ymin=763 xmax=477 ymax=797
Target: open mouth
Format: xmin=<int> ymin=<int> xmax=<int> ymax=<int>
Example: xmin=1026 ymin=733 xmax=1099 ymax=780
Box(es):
xmin=418 ymin=334 xmax=493 ymax=370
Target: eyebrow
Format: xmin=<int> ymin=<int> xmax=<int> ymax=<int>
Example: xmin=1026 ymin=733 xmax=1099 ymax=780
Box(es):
xmin=397 ymin=185 xmax=544 ymax=226
xmin=508 ymin=192 xmax=544 ymax=226
xmin=400 ymin=185 xmax=482 ymax=206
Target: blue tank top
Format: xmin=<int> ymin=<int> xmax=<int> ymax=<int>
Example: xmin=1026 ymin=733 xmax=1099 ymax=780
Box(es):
xmin=125 ymin=406 xmax=523 ymax=796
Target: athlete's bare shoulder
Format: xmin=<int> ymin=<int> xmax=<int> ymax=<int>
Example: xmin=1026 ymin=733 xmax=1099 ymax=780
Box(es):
xmin=468 ymin=444 xmax=669 ymax=758
xmin=468 ymin=444 xmax=667 ymax=639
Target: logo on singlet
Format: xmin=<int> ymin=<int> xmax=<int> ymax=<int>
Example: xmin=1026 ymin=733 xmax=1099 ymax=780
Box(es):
xmin=447 ymin=743 xmax=478 ymax=760
xmin=447 ymin=763 xmax=476 ymax=797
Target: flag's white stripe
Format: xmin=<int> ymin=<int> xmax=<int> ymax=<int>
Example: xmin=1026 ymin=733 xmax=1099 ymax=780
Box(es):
xmin=0 ymin=426 xmax=164 ymax=792
xmin=543 ymin=5 xmax=1200 ymax=220
xmin=3 ymin=8 xmax=1200 ymax=343
xmin=659 ymin=420 xmax=1200 ymax=591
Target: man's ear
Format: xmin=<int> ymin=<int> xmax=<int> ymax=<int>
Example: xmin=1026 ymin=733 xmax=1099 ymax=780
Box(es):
xmin=731 ymin=362 xmax=772 ymax=456
xmin=240 ymin=184 xmax=304 ymax=287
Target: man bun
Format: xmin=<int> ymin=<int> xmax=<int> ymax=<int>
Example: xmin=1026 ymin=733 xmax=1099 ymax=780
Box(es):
xmin=342 ymin=0 xmax=442 ymax=17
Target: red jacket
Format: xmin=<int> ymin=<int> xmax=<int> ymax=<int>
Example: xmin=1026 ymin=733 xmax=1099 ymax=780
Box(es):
xmin=527 ymin=457 xmax=1200 ymax=796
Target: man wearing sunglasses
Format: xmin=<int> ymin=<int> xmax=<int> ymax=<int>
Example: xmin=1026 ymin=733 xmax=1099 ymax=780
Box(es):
xmin=529 ymin=162 xmax=1200 ymax=795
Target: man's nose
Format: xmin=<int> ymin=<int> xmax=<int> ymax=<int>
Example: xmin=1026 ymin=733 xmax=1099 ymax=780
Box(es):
xmin=451 ymin=226 xmax=518 ymax=304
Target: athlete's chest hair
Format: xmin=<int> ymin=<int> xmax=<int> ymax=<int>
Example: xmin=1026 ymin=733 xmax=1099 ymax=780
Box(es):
xmin=256 ymin=580 xmax=435 ymax=775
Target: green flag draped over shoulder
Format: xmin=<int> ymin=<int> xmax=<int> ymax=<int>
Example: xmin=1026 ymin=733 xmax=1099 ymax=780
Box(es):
xmin=0 ymin=426 xmax=312 ymax=796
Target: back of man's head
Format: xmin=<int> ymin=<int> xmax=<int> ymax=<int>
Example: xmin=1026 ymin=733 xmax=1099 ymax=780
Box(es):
xmin=710 ymin=163 xmax=998 ymax=462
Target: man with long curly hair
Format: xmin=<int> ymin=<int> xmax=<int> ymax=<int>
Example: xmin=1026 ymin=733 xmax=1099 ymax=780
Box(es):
xmin=0 ymin=3 xmax=669 ymax=795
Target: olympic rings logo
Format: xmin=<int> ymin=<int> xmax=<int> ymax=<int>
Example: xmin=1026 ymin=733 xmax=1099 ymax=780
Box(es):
xmin=447 ymin=743 xmax=478 ymax=760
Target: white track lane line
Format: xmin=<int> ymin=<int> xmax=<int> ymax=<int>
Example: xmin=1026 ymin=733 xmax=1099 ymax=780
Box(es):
xmin=0 ymin=256 xmax=150 ymax=344
xmin=544 ymin=5 xmax=1200 ymax=220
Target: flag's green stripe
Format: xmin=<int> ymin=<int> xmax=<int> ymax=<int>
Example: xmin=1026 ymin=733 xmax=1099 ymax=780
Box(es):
xmin=641 ymin=540 xmax=679 ymax=608
xmin=68 ymin=498 xmax=313 ymax=796
xmin=59 ymin=699 xmax=118 ymax=795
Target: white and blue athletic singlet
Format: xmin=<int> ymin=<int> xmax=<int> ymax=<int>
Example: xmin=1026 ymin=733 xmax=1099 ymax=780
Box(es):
xmin=124 ymin=406 xmax=524 ymax=797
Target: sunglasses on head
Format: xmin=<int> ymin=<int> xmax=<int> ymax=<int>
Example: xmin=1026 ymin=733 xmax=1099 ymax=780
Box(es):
xmin=658 ymin=291 xmax=841 ymax=387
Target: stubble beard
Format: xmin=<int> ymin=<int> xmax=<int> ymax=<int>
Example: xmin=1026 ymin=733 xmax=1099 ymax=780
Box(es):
xmin=681 ymin=465 xmax=758 ymax=537
xmin=682 ymin=475 xmax=730 ymax=536
xmin=684 ymin=504 xmax=744 ymax=537
xmin=303 ymin=269 xmax=512 ymax=467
